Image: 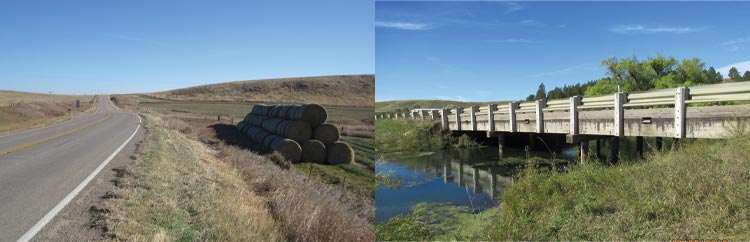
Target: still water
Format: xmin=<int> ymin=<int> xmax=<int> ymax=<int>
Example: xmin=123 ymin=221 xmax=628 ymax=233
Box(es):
xmin=375 ymin=146 xmax=577 ymax=224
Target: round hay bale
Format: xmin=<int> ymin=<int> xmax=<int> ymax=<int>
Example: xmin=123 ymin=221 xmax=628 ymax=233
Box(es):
xmin=270 ymin=137 xmax=302 ymax=162
xmin=297 ymin=104 xmax=327 ymax=127
xmin=326 ymin=141 xmax=354 ymax=165
xmin=251 ymin=104 xmax=273 ymax=116
xmin=313 ymin=123 xmax=340 ymax=144
xmin=259 ymin=118 xmax=312 ymax=142
xmin=245 ymin=114 xmax=268 ymax=127
xmin=301 ymin=140 xmax=327 ymax=163
xmin=236 ymin=121 xmax=249 ymax=133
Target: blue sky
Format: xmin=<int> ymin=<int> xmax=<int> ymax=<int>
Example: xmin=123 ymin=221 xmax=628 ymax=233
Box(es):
xmin=376 ymin=1 xmax=750 ymax=102
xmin=0 ymin=0 xmax=374 ymax=95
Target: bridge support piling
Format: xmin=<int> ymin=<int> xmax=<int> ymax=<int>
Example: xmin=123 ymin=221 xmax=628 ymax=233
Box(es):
xmin=579 ymin=141 xmax=589 ymax=164
xmin=609 ymin=137 xmax=619 ymax=164
xmin=595 ymin=139 xmax=602 ymax=159
xmin=636 ymin=136 xmax=644 ymax=159
xmin=497 ymin=134 xmax=505 ymax=160
xmin=529 ymin=133 xmax=537 ymax=150
xmin=655 ymin=137 xmax=663 ymax=152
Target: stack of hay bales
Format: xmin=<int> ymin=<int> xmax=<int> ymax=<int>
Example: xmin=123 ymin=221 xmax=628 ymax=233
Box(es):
xmin=236 ymin=104 xmax=355 ymax=164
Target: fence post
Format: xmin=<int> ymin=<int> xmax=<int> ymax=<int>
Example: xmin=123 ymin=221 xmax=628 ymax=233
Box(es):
xmin=674 ymin=87 xmax=689 ymax=138
xmin=441 ymin=109 xmax=449 ymax=131
xmin=455 ymin=107 xmax=463 ymax=131
xmin=614 ymin=92 xmax=627 ymax=136
xmin=535 ymin=100 xmax=546 ymax=133
xmin=509 ymin=102 xmax=518 ymax=133
xmin=470 ymin=106 xmax=478 ymax=131
xmin=488 ymin=104 xmax=497 ymax=132
xmin=569 ymin=96 xmax=581 ymax=135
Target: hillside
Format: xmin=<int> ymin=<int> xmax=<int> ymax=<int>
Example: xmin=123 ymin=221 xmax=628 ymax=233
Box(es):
xmin=0 ymin=91 xmax=96 ymax=133
xmin=375 ymin=99 xmax=506 ymax=113
xmin=149 ymin=75 xmax=374 ymax=107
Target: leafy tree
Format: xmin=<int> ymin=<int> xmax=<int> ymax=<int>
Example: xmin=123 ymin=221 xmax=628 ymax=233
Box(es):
xmin=525 ymin=94 xmax=535 ymax=101
xmin=535 ymin=83 xmax=546 ymax=100
xmin=706 ymin=67 xmax=722 ymax=83
xmin=743 ymin=71 xmax=750 ymax=81
xmin=729 ymin=67 xmax=741 ymax=81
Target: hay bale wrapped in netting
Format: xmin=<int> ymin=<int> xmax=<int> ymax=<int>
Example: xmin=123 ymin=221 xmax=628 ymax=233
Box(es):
xmin=301 ymin=140 xmax=327 ymax=163
xmin=244 ymin=126 xmax=302 ymax=162
xmin=244 ymin=113 xmax=268 ymax=127
xmin=244 ymin=114 xmax=312 ymax=142
xmin=251 ymin=104 xmax=328 ymax=127
xmin=326 ymin=141 xmax=354 ymax=165
xmin=236 ymin=121 xmax=250 ymax=133
xmin=250 ymin=104 xmax=274 ymax=117
xmin=313 ymin=123 xmax=340 ymax=144
xmin=260 ymin=117 xmax=311 ymax=143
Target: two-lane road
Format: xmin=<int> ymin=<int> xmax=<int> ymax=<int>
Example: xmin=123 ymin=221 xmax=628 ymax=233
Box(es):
xmin=0 ymin=95 xmax=142 ymax=242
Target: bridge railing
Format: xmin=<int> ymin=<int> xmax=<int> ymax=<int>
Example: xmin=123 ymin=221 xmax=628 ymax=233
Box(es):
xmin=375 ymin=82 xmax=750 ymax=139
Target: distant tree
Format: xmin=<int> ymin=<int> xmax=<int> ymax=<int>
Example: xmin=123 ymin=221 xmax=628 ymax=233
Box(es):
xmin=535 ymin=83 xmax=546 ymax=100
xmin=743 ymin=71 xmax=750 ymax=81
xmin=706 ymin=67 xmax=722 ymax=83
xmin=525 ymin=94 xmax=535 ymax=101
xmin=729 ymin=67 xmax=741 ymax=81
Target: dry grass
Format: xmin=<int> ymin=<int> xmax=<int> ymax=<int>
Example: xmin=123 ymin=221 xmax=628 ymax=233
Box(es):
xmin=97 ymin=112 xmax=374 ymax=241
xmin=0 ymin=91 xmax=96 ymax=133
xmin=151 ymin=75 xmax=374 ymax=107
xmin=218 ymin=145 xmax=374 ymax=242
xmin=95 ymin=114 xmax=282 ymax=241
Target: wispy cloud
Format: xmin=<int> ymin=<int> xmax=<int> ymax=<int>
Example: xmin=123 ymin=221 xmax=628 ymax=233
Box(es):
xmin=490 ymin=38 xmax=541 ymax=44
xmin=610 ymin=24 xmax=705 ymax=34
xmin=519 ymin=19 xmax=566 ymax=28
xmin=503 ymin=2 xmax=525 ymax=13
xmin=717 ymin=61 xmax=750 ymax=75
xmin=435 ymin=95 xmax=469 ymax=102
xmin=722 ymin=36 xmax=750 ymax=52
xmin=375 ymin=21 xmax=431 ymax=30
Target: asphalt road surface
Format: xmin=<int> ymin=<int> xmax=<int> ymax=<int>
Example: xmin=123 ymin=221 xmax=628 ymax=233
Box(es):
xmin=0 ymin=95 xmax=142 ymax=242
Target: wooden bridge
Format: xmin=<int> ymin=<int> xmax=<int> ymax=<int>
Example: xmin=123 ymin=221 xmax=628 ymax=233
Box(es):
xmin=376 ymin=82 xmax=750 ymax=162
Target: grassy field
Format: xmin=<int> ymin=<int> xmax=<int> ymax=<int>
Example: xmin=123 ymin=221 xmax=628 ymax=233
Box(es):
xmin=96 ymin=113 xmax=373 ymax=241
xmin=0 ymin=91 xmax=96 ymax=133
xmin=292 ymin=136 xmax=376 ymax=198
xmin=376 ymin=99 xmax=506 ymax=113
xmin=375 ymin=119 xmax=480 ymax=153
xmin=479 ymin=132 xmax=750 ymax=240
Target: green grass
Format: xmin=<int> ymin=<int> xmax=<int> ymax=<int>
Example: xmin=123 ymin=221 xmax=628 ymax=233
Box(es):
xmin=375 ymin=119 xmax=480 ymax=153
xmin=139 ymin=101 xmax=373 ymax=122
xmin=481 ymin=132 xmax=750 ymax=241
xmin=376 ymin=203 xmax=498 ymax=241
xmin=342 ymin=136 xmax=376 ymax=170
xmin=292 ymin=137 xmax=376 ymax=198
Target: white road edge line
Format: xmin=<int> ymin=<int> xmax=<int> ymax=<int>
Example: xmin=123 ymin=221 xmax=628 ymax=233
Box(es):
xmin=16 ymin=113 xmax=142 ymax=242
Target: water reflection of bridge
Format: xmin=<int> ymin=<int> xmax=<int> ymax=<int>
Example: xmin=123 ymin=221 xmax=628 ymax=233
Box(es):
xmin=413 ymin=159 xmax=514 ymax=200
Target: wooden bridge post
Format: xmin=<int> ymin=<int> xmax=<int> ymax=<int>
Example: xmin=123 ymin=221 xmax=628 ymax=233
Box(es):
xmin=655 ymin=137 xmax=663 ymax=151
xmin=441 ymin=109 xmax=449 ymax=131
xmin=488 ymin=104 xmax=497 ymax=132
xmin=455 ymin=107 xmax=464 ymax=130
xmin=636 ymin=136 xmax=644 ymax=159
xmin=569 ymin=96 xmax=581 ymax=135
xmin=580 ymin=141 xmax=589 ymax=164
xmin=536 ymin=99 xmax=546 ymax=133
xmin=496 ymin=133 xmax=505 ymax=160
xmin=675 ymin=87 xmax=689 ymax=139
xmin=614 ymin=92 xmax=627 ymax=136
xmin=470 ymin=106 xmax=478 ymax=131
xmin=509 ymin=102 xmax=518 ymax=133
xmin=609 ymin=137 xmax=619 ymax=164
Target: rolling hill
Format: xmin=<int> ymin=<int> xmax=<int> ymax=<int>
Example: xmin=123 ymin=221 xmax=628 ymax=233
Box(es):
xmin=149 ymin=75 xmax=374 ymax=107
